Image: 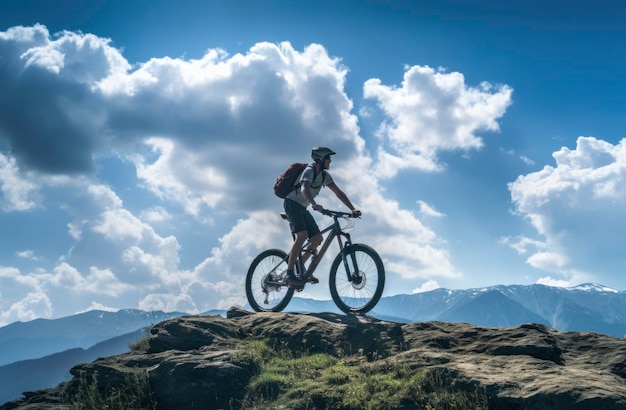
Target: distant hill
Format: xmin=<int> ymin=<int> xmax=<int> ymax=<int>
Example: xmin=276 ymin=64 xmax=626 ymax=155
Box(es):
xmin=438 ymin=289 xmax=549 ymax=327
xmin=0 ymin=309 xmax=186 ymax=366
xmin=0 ymin=329 xmax=146 ymax=404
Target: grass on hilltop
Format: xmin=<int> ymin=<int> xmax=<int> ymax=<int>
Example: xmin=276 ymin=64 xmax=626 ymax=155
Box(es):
xmin=236 ymin=339 xmax=488 ymax=410
xmin=62 ymin=336 xmax=487 ymax=410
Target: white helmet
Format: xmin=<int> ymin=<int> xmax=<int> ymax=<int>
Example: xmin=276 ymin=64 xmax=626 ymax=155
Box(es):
xmin=311 ymin=146 xmax=336 ymax=161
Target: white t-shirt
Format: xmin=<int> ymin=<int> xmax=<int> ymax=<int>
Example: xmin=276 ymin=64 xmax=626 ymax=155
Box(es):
xmin=285 ymin=165 xmax=333 ymax=208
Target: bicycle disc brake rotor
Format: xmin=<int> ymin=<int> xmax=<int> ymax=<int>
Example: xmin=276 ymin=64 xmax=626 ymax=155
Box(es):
xmin=351 ymin=271 xmax=366 ymax=290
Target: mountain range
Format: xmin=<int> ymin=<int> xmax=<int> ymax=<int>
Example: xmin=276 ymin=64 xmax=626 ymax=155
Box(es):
xmin=288 ymin=283 xmax=626 ymax=337
xmin=1 ymin=283 xmax=625 ymax=404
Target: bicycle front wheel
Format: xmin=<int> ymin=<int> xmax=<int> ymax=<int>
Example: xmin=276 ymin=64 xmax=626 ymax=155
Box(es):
xmin=245 ymin=249 xmax=295 ymax=312
xmin=329 ymin=244 xmax=385 ymax=314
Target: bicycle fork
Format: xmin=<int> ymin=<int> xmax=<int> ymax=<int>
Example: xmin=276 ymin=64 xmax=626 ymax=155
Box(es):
xmin=338 ymin=232 xmax=362 ymax=282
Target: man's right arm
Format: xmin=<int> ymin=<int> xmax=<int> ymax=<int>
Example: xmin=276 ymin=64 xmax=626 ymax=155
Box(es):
xmin=301 ymin=180 xmax=323 ymax=211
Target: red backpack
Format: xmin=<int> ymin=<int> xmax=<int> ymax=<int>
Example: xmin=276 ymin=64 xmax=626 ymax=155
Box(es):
xmin=273 ymin=162 xmax=321 ymax=199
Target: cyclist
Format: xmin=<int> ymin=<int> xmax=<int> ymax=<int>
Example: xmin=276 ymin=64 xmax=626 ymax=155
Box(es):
xmin=283 ymin=146 xmax=360 ymax=288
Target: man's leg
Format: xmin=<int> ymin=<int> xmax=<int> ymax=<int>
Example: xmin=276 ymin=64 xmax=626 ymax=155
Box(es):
xmin=283 ymin=200 xmax=309 ymax=288
xmin=283 ymin=200 xmax=322 ymax=287
xmin=285 ymin=231 xmax=307 ymax=288
xmin=300 ymin=208 xmax=322 ymax=265
xmin=287 ymin=230 xmax=308 ymax=271
xmin=300 ymin=233 xmax=322 ymax=284
xmin=301 ymin=233 xmax=322 ymax=265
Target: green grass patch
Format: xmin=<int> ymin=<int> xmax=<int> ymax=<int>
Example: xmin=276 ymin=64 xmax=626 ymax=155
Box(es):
xmin=65 ymin=371 xmax=156 ymax=410
xmin=240 ymin=341 xmax=488 ymax=409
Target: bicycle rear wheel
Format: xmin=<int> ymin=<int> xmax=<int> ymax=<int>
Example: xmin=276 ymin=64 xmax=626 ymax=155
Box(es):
xmin=246 ymin=249 xmax=294 ymax=312
xmin=329 ymin=244 xmax=385 ymax=314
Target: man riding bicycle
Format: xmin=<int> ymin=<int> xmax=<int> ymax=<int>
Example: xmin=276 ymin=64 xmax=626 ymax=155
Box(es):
xmin=283 ymin=146 xmax=360 ymax=288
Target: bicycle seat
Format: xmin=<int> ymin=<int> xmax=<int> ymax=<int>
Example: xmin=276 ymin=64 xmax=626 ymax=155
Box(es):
xmin=280 ymin=212 xmax=290 ymax=221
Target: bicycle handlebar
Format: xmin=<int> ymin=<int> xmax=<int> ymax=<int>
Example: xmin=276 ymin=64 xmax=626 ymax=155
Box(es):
xmin=319 ymin=209 xmax=361 ymax=219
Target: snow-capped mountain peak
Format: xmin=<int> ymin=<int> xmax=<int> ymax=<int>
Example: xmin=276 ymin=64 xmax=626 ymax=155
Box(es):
xmin=569 ymin=283 xmax=620 ymax=293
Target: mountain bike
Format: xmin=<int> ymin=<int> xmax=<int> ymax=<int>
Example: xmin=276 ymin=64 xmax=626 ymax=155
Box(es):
xmin=245 ymin=209 xmax=385 ymax=314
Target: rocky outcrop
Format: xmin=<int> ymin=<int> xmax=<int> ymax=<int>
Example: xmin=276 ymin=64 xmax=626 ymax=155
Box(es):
xmin=3 ymin=307 xmax=626 ymax=409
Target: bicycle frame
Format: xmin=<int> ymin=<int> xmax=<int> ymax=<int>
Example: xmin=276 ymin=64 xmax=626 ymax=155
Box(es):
xmin=282 ymin=210 xmax=360 ymax=283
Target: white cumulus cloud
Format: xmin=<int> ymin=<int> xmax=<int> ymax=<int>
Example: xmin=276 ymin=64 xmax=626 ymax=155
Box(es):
xmin=364 ymin=65 xmax=513 ymax=177
xmin=508 ymin=136 xmax=626 ymax=285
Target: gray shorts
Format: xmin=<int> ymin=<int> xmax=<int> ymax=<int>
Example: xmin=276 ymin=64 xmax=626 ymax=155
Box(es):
xmin=284 ymin=198 xmax=321 ymax=238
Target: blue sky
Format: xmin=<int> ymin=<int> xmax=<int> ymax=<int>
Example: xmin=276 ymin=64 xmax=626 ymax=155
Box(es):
xmin=1 ymin=0 xmax=626 ymax=324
